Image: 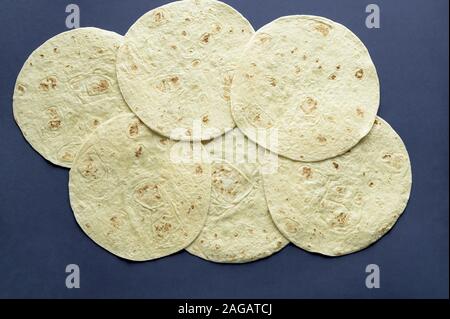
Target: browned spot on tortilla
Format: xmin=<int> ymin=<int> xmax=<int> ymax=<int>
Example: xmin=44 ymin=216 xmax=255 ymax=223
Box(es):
xmin=202 ymin=115 xmax=209 ymax=123
xmin=314 ymin=23 xmax=330 ymax=36
xmin=61 ymin=152 xmax=73 ymax=162
xmin=135 ymin=146 xmax=143 ymax=158
xmin=300 ymin=97 xmax=318 ymax=114
xmin=17 ymin=84 xmax=26 ymax=93
xmin=285 ymin=221 xmax=298 ymax=233
xmin=336 ymin=213 xmax=349 ymax=225
xmin=181 ymin=30 xmax=187 ymax=36
xmin=356 ymin=107 xmax=364 ymax=117
xmin=131 ymin=64 xmax=138 ymax=71
xmin=383 ymin=154 xmax=392 ymax=159
xmin=302 ymin=167 xmax=312 ymax=179
xmin=160 ymin=138 xmax=168 ymax=145
xmin=155 ymin=223 xmax=172 ymax=232
xmin=291 ymin=47 xmax=298 ymax=54
xmin=333 ymin=162 xmax=339 ymax=169
xmin=170 ymin=76 xmax=179 ymax=84
xmin=336 ymin=65 xmax=341 ymax=70
xmin=110 ymin=216 xmax=120 ymax=228
xmin=93 ymin=119 xmax=99 ymax=126
xmin=317 ymin=135 xmax=327 ymax=144
xmin=295 ymin=66 xmax=301 ymax=74
xmin=91 ymin=79 xmax=109 ymax=93
xmin=192 ymin=59 xmax=200 ymax=67
xmin=244 ymin=73 xmax=254 ymax=80
xmin=269 ymin=77 xmax=277 ymax=86
xmin=195 ymin=165 xmax=203 ymax=174
xmin=39 ymin=76 xmax=57 ymax=91
xmin=200 ymin=33 xmax=211 ymax=44
xmin=53 ymin=48 xmax=59 ymax=53
xmin=154 ymin=11 xmax=165 ymax=23
xmin=39 ymin=54 xmax=44 ymax=58
xmin=302 ymin=55 xmax=307 ymax=60
xmin=170 ymin=45 xmax=177 ymax=50
xmin=85 ymin=223 xmax=91 ymax=229
xmin=258 ymin=34 xmax=271 ymax=44
xmin=48 ymin=120 xmax=61 ymax=130
xmin=128 ymin=122 xmax=139 ymax=137
xmin=355 ymin=68 xmax=364 ymax=79
xmin=369 ymin=182 xmax=375 ymax=187
xmin=329 ymin=74 xmax=337 ymax=80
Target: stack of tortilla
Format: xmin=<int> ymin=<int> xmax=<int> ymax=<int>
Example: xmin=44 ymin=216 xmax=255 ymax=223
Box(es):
xmin=13 ymin=0 xmax=411 ymax=262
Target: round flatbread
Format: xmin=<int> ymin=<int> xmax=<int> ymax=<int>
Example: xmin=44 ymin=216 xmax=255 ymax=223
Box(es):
xmin=263 ymin=117 xmax=412 ymax=256
xmin=187 ymin=129 xmax=288 ymax=263
xmin=231 ymin=15 xmax=380 ymax=161
xmin=69 ymin=113 xmax=211 ymax=261
xmin=13 ymin=27 xmax=130 ymax=168
xmin=116 ymin=0 xmax=254 ymax=141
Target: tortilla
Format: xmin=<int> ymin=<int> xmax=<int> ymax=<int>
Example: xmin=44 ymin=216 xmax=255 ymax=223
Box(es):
xmin=187 ymin=128 xmax=288 ymax=263
xmin=69 ymin=113 xmax=211 ymax=261
xmin=231 ymin=15 xmax=380 ymax=161
xmin=263 ymin=117 xmax=412 ymax=256
xmin=116 ymin=0 xmax=254 ymax=141
xmin=13 ymin=27 xmax=130 ymax=168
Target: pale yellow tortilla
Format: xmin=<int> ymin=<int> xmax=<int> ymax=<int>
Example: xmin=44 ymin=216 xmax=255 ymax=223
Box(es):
xmin=187 ymin=128 xmax=289 ymax=263
xmin=13 ymin=27 xmax=131 ymax=167
xmin=231 ymin=15 xmax=380 ymax=161
xmin=69 ymin=113 xmax=211 ymax=261
xmin=116 ymin=0 xmax=254 ymax=141
xmin=263 ymin=117 xmax=412 ymax=256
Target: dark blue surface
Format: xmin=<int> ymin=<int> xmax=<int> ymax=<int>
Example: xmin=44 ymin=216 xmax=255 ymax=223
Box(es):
xmin=0 ymin=0 xmax=448 ymax=299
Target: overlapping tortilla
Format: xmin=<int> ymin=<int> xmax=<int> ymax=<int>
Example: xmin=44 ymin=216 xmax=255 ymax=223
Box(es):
xmin=263 ymin=117 xmax=412 ymax=256
xmin=69 ymin=113 xmax=211 ymax=261
xmin=187 ymin=129 xmax=288 ymax=263
xmin=13 ymin=27 xmax=130 ymax=167
xmin=117 ymin=0 xmax=254 ymax=141
xmin=231 ymin=15 xmax=380 ymax=161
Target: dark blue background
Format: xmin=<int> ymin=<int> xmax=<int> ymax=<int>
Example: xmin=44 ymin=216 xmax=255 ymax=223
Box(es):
xmin=0 ymin=0 xmax=448 ymax=299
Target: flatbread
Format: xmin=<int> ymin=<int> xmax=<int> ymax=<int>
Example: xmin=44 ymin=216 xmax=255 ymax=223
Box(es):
xmin=116 ymin=0 xmax=254 ymax=141
xmin=263 ymin=117 xmax=412 ymax=256
xmin=231 ymin=15 xmax=380 ymax=161
xmin=69 ymin=113 xmax=211 ymax=261
xmin=13 ymin=27 xmax=130 ymax=168
xmin=187 ymin=129 xmax=288 ymax=263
